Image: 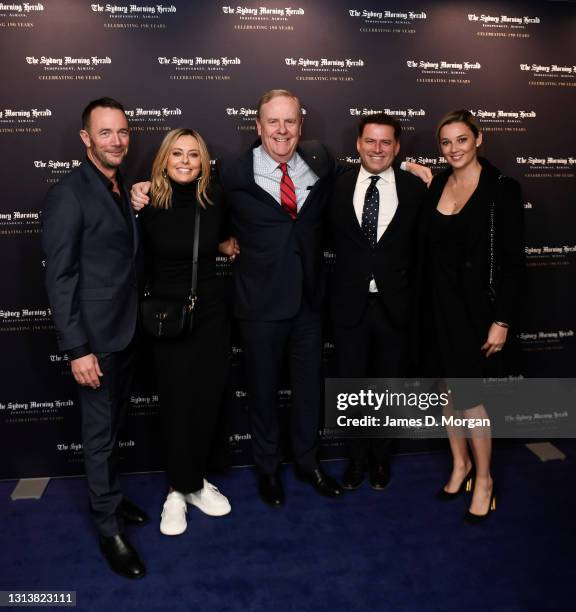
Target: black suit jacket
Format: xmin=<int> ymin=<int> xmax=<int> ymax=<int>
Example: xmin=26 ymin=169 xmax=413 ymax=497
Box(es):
xmin=329 ymin=165 xmax=427 ymax=329
xmin=217 ymin=140 xmax=334 ymax=320
xmin=42 ymin=161 xmax=142 ymax=353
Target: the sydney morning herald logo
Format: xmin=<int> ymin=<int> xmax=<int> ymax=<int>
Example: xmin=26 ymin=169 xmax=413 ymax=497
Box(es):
xmin=33 ymin=158 xmax=81 ymax=183
xmin=0 ymin=306 xmax=53 ymax=332
xmin=349 ymin=107 xmax=425 ymax=132
xmin=348 ymin=8 xmax=426 ymax=24
xmin=285 ymin=56 xmax=364 ymax=82
xmin=0 ymin=2 xmax=43 ymax=11
xmin=90 ymin=3 xmax=176 ymax=15
xmin=157 ymin=55 xmax=241 ymax=81
xmin=407 ymin=59 xmax=481 ymax=73
xmin=0 ymin=107 xmax=52 ymax=132
xmin=473 ymin=109 xmax=536 ymax=121
xmin=471 ymin=109 xmax=536 ymax=133
xmin=221 ymin=5 xmax=304 ymax=18
xmin=406 ymin=58 xmax=481 ymax=85
xmin=124 ymin=106 xmax=182 ymax=122
xmin=0 ymin=209 xmax=41 ymax=236
xmin=516 ymin=155 xmax=575 ymax=180
xmin=25 ymin=55 xmax=112 ymax=81
xmin=26 ymin=55 xmax=111 ymax=67
xmin=521 ymin=63 xmax=576 ymax=79
xmin=468 ymin=13 xmax=540 ymax=26
xmin=516 ymin=156 xmax=576 ymax=169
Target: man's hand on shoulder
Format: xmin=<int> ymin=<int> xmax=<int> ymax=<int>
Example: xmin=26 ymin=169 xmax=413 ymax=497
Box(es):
xmin=71 ymin=354 xmax=103 ymax=389
xmin=130 ymin=181 xmax=151 ymax=212
xmin=405 ymin=161 xmax=433 ymax=187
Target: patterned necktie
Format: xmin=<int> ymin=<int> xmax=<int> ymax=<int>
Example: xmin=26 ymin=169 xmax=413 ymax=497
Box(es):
xmin=361 ymin=175 xmax=380 ymax=247
xmin=279 ymin=162 xmax=297 ymax=219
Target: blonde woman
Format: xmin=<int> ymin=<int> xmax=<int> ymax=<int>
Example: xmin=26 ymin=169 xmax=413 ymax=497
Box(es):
xmin=137 ymin=129 xmax=238 ymax=535
xmin=420 ymin=110 xmax=524 ymax=523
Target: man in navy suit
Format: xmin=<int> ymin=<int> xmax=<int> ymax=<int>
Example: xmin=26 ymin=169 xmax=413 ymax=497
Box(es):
xmin=42 ymin=98 xmax=147 ymax=579
xmin=217 ymin=90 xmax=343 ymax=505
xmin=328 ymin=113 xmax=428 ymax=491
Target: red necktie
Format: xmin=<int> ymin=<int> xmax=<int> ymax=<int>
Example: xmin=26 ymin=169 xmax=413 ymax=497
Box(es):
xmin=279 ymin=162 xmax=297 ymax=219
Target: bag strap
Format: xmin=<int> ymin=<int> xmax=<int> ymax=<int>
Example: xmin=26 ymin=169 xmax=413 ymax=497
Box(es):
xmin=488 ymin=174 xmax=504 ymax=298
xmin=187 ymin=203 xmax=201 ymax=305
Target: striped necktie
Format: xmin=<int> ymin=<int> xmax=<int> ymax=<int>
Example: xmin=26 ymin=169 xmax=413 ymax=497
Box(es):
xmin=279 ymin=162 xmax=297 ymax=219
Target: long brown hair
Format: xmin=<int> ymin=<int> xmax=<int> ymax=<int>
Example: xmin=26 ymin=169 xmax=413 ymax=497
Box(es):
xmin=150 ymin=128 xmax=212 ymax=209
xmin=436 ymin=109 xmax=481 ymax=140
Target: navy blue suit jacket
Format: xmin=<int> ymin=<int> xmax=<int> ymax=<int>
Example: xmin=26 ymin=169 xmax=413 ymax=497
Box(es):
xmin=42 ymin=161 xmax=142 ymax=353
xmin=217 ymin=141 xmax=334 ymax=320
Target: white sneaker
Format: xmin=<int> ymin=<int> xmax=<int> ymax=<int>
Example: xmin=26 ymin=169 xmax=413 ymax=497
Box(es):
xmin=185 ymin=480 xmax=231 ymax=516
xmin=160 ymin=491 xmax=187 ymax=536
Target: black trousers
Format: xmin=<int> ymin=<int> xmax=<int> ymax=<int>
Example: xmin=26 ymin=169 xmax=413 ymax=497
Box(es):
xmin=333 ymin=295 xmax=409 ymax=464
xmin=238 ymin=299 xmax=321 ymax=475
xmin=153 ymin=300 xmax=230 ymax=494
xmin=78 ymin=337 xmax=137 ymax=537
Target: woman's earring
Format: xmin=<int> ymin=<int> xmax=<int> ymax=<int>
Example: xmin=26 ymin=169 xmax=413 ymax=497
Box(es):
xmin=162 ymin=169 xmax=167 ymax=178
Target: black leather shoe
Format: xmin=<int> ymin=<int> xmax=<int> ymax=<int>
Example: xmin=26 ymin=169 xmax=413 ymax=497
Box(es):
xmin=117 ymin=499 xmax=149 ymax=526
xmin=369 ymin=463 xmax=390 ymax=491
xmin=341 ymin=460 xmax=365 ymax=490
xmin=99 ymin=534 xmax=146 ymax=579
xmin=296 ymin=468 xmax=343 ymax=498
xmin=258 ymin=474 xmax=285 ymax=507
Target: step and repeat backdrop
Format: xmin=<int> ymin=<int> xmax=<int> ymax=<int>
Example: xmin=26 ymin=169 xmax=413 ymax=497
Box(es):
xmin=1 ymin=0 xmax=574 ymax=478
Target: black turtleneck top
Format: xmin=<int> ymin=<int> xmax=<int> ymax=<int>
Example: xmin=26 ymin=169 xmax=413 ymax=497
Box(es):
xmin=139 ymin=180 xmax=228 ymax=301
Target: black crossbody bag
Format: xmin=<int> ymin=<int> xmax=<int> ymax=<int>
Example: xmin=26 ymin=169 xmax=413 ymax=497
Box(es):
xmin=140 ymin=203 xmax=201 ymax=339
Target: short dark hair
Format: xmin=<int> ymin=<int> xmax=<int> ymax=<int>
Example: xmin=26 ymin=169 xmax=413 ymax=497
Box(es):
xmin=358 ymin=113 xmax=402 ymax=139
xmin=81 ymin=97 xmax=126 ymax=130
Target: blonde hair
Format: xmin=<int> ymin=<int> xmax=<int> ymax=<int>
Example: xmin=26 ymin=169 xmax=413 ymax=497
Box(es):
xmin=256 ymin=89 xmax=303 ymax=119
xmin=150 ymin=128 xmax=212 ymax=209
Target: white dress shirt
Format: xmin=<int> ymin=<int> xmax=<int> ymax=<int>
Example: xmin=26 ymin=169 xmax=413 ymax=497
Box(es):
xmin=253 ymin=145 xmax=318 ymax=211
xmin=353 ymin=165 xmax=399 ymax=292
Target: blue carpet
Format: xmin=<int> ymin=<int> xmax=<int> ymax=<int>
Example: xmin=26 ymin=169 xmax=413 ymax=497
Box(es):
xmin=1 ymin=443 xmax=574 ymax=612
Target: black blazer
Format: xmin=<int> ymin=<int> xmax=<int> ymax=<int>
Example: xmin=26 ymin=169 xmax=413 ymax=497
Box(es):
xmin=42 ymin=161 xmax=143 ymax=353
xmin=328 ymin=165 xmax=427 ymax=329
xmin=420 ymin=157 xmax=525 ymax=332
xmin=217 ymin=140 xmax=334 ymax=320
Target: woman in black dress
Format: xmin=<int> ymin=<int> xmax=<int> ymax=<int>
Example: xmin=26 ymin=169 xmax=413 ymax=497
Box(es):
xmin=421 ymin=110 xmax=524 ymax=523
xmin=137 ymin=129 xmax=238 ymax=535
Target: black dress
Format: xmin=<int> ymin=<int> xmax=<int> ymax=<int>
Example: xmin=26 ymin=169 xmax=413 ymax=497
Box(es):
xmin=420 ymin=159 xmax=525 ymax=409
xmin=425 ymin=190 xmax=485 ymax=379
xmin=139 ymin=180 xmax=230 ymax=493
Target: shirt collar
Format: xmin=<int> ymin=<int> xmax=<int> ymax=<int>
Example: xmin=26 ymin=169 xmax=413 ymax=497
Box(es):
xmin=358 ymin=164 xmax=395 ymax=184
xmin=85 ymin=156 xmax=122 ymax=192
xmin=255 ymin=145 xmax=300 ymax=174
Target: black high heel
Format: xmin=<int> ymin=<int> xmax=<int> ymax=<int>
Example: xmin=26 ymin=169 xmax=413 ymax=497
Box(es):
xmin=464 ymin=487 xmax=496 ymax=525
xmin=436 ymin=467 xmax=475 ymax=501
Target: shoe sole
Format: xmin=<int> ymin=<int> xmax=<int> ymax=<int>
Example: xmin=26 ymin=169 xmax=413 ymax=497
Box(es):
xmin=186 ymin=500 xmax=231 ymax=517
xmin=369 ymin=480 xmax=391 ymax=491
xmin=341 ymin=480 xmax=364 ymax=491
xmin=160 ymin=523 xmax=187 ymax=536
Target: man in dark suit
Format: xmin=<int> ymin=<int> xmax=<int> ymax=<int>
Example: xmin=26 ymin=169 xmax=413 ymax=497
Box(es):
xmin=42 ymin=98 xmax=147 ymax=579
xmin=328 ymin=113 xmax=428 ymax=491
xmin=216 ymin=90 xmax=343 ymax=506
